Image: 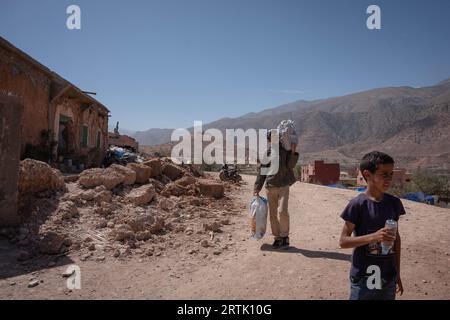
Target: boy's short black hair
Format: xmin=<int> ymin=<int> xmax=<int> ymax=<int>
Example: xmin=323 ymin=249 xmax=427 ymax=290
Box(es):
xmin=360 ymin=151 xmax=394 ymax=180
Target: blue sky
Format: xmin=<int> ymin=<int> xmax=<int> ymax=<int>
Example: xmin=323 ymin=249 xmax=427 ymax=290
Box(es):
xmin=1 ymin=0 xmax=449 ymax=131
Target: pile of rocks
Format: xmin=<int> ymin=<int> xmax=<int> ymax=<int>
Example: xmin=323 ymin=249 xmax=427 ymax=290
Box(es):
xmin=2 ymin=158 xmax=240 ymax=263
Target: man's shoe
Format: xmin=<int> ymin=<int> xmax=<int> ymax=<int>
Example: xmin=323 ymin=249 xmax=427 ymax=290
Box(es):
xmin=281 ymin=237 xmax=290 ymax=247
xmin=272 ymin=238 xmax=282 ymax=249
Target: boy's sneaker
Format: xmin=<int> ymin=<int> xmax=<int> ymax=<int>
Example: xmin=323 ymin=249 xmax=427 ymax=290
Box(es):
xmin=281 ymin=237 xmax=290 ymax=247
xmin=272 ymin=238 xmax=283 ymax=249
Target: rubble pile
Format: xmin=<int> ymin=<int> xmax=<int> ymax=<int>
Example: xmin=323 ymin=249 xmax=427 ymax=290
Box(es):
xmin=1 ymin=158 xmax=242 ymax=263
xmin=18 ymin=159 xmax=67 ymax=197
xmin=103 ymin=145 xmax=146 ymax=166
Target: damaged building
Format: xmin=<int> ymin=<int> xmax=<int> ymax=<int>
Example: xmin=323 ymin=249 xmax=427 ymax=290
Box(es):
xmin=300 ymin=160 xmax=340 ymax=186
xmin=108 ymin=122 xmax=139 ymax=151
xmin=0 ymin=36 xmax=110 ymax=169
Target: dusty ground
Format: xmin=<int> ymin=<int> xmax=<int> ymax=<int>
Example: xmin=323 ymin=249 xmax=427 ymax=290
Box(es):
xmin=1 ymin=174 xmax=449 ymax=299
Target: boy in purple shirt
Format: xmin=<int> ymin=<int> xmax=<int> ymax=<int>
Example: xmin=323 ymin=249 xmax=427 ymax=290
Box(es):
xmin=339 ymin=151 xmax=405 ymax=300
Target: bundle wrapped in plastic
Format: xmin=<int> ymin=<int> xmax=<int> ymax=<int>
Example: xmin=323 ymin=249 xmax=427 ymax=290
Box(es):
xmin=277 ymin=120 xmax=298 ymax=152
xmin=249 ymin=196 xmax=268 ymax=240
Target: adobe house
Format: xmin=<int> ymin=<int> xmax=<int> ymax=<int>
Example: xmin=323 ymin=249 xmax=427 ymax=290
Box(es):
xmin=108 ymin=132 xmax=139 ymax=151
xmin=108 ymin=122 xmax=139 ymax=151
xmin=0 ymin=95 xmax=22 ymax=226
xmin=356 ymin=168 xmax=410 ymax=187
xmin=0 ymin=36 xmax=110 ymax=168
xmin=301 ymin=160 xmax=340 ymax=185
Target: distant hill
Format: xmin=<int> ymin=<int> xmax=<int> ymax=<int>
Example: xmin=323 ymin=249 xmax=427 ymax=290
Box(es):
xmin=132 ymin=78 xmax=450 ymax=171
xmin=133 ymin=128 xmax=174 ymax=146
xmin=107 ymin=125 xmax=136 ymax=137
xmin=107 ymin=126 xmax=172 ymax=147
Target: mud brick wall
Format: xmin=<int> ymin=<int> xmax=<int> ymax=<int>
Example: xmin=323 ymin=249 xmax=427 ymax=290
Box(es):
xmin=0 ymin=45 xmax=51 ymax=157
xmin=0 ymin=96 xmax=23 ymax=226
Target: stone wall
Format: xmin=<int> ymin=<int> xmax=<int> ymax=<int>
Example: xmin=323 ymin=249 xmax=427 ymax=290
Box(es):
xmin=0 ymin=45 xmax=51 ymax=157
xmin=0 ymin=95 xmax=23 ymax=226
xmin=52 ymin=96 xmax=109 ymax=167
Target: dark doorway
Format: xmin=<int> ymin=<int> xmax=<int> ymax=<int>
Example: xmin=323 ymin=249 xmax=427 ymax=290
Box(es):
xmin=57 ymin=114 xmax=72 ymax=159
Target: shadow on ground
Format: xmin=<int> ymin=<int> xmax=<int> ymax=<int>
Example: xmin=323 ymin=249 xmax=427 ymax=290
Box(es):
xmin=260 ymin=243 xmax=351 ymax=262
xmin=0 ymin=239 xmax=74 ymax=280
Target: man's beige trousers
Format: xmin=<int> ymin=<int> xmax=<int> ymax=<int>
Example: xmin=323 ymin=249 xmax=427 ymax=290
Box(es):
xmin=266 ymin=186 xmax=290 ymax=239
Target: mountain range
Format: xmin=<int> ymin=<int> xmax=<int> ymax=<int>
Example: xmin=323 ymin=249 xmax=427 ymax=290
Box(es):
xmin=121 ymin=78 xmax=450 ymax=171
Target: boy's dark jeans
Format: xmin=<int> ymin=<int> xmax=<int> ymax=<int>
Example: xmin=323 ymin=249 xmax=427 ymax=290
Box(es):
xmin=349 ymin=276 xmax=396 ymax=300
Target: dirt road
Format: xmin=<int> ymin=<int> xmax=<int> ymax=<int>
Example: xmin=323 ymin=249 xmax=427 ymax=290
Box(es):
xmin=1 ymin=174 xmax=449 ymax=299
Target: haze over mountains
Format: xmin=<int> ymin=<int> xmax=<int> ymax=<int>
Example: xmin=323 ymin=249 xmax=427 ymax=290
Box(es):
xmin=121 ymin=78 xmax=450 ymax=171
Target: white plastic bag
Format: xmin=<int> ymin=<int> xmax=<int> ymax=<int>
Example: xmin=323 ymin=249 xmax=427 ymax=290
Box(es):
xmin=277 ymin=120 xmax=298 ymax=151
xmin=249 ymin=196 xmax=268 ymax=240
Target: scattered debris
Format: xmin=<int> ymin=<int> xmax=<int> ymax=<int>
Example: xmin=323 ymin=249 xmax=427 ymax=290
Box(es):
xmin=203 ymin=222 xmax=221 ymax=232
xmin=201 ymin=239 xmax=209 ymax=248
xmin=103 ymin=145 xmax=144 ymax=167
xmin=4 ymin=158 xmax=240 ymax=265
xmin=38 ymin=229 xmax=66 ymax=255
xmin=110 ymin=164 xmax=136 ymax=185
xmin=18 ymin=159 xmax=66 ymax=198
xmin=125 ymin=185 xmax=156 ymax=206
xmin=127 ymin=163 xmax=151 ymax=184
xmin=79 ymin=168 xmax=124 ymax=190
xmin=162 ymin=163 xmax=183 ymax=181
xmin=197 ymin=180 xmax=225 ymax=199
xmin=143 ymin=159 xmax=162 ymax=177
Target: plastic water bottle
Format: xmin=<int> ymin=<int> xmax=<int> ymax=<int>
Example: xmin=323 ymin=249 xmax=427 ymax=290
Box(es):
xmin=381 ymin=219 xmax=397 ymax=255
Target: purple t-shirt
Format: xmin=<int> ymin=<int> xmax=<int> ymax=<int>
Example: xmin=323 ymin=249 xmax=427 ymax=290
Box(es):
xmin=340 ymin=193 xmax=406 ymax=282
